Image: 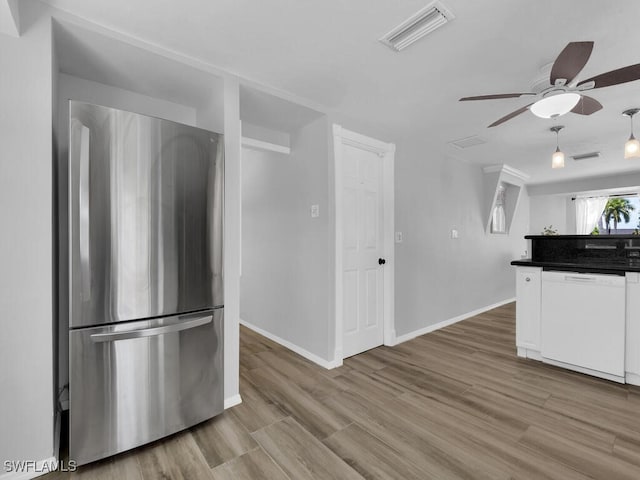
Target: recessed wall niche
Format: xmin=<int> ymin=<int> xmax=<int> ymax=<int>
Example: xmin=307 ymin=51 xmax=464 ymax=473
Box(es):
xmin=483 ymin=164 xmax=529 ymax=235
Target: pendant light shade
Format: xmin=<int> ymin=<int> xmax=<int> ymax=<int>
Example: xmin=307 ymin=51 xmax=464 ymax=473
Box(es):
xmin=552 ymin=147 xmax=565 ymax=169
xmin=623 ymin=109 xmax=640 ymax=159
xmin=550 ymin=126 xmax=565 ymax=169
xmin=625 ymin=136 xmax=640 ymax=158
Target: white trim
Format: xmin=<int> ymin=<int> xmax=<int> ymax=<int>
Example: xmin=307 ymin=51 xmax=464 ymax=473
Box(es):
xmin=333 ymin=125 xmax=396 ymax=364
xmin=240 ymin=319 xmax=341 ymax=369
xmin=392 ymin=298 xmax=515 ymax=346
xmin=239 ymin=121 xmax=243 ymax=278
xmin=334 ymin=125 xmax=394 ymax=155
xmin=224 ymin=394 xmax=243 ymax=409
xmin=482 ymin=164 xmax=530 ymax=182
xmin=241 ymin=137 xmax=290 ymax=155
xmin=0 ymin=457 xmax=58 ymax=480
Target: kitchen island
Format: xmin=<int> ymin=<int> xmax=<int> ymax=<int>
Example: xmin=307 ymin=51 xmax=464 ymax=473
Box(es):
xmin=512 ymin=235 xmax=640 ymax=385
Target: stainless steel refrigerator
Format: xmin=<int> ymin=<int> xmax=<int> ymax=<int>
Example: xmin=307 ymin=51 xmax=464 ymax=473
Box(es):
xmin=67 ymin=101 xmax=224 ymax=466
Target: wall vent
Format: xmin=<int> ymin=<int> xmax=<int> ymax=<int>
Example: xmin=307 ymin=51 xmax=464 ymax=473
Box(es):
xmin=380 ymin=1 xmax=455 ymax=52
xmin=571 ymin=151 xmax=601 ymax=161
xmin=449 ymin=135 xmax=487 ymax=149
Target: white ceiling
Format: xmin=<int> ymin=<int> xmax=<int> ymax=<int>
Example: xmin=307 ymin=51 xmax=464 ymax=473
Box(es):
xmin=42 ymin=0 xmax=640 ymax=184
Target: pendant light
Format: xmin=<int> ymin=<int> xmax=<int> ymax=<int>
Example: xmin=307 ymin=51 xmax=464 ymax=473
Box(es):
xmin=623 ymin=108 xmax=640 ymax=159
xmin=550 ymin=125 xmax=565 ymax=169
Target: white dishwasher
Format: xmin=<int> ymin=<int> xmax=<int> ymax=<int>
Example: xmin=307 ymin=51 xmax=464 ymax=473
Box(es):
xmin=541 ymin=270 xmax=626 ymax=381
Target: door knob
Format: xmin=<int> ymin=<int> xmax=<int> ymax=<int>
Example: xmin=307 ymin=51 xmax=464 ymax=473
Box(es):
xmin=378 ymin=258 xmax=386 ymax=265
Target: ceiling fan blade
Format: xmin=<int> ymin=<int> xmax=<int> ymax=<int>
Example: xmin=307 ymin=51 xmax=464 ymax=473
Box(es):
xmin=459 ymin=93 xmax=536 ymax=101
xmin=577 ymin=64 xmax=640 ymax=89
xmin=488 ymin=104 xmax=533 ymax=128
xmin=550 ymin=41 xmax=594 ymax=85
xmin=571 ymin=95 xmax=603 ymax=115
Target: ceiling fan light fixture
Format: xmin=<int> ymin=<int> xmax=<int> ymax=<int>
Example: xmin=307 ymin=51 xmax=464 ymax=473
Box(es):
xmin=531 ymin=93 xmax=581 ymax=119
xmin=623 ymin=108 xmax=640 ymax=159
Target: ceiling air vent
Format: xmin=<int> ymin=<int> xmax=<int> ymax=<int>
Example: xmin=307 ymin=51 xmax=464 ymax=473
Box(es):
xmin=380 ymin=1 xmax=455 ymax=52
xmin=449 ymin=135 xmax=487 ymax=149
xmin=571 ymin=151 xmax=601 ymax=161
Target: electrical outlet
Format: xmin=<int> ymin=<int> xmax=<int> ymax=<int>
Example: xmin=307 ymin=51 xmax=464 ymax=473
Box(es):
xmin=310 ymin=204 xmax=320 ymax=218
xmin=395 ymin=231 xmax=403 ymax=243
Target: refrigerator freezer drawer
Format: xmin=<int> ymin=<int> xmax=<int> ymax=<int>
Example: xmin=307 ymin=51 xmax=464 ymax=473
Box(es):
xmin=69 ymin=309 xmax=224 ymax=466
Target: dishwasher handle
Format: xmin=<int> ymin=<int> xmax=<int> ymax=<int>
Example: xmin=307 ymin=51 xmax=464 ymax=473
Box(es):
xmin=563 ymin=275 xmax=597 ymax=283
xmin=90 ymin=314 xmax=212 ymax=343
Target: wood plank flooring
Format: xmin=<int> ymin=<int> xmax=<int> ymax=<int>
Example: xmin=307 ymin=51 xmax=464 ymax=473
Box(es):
xmin=45 ymin=303 xmax=640 ymax=479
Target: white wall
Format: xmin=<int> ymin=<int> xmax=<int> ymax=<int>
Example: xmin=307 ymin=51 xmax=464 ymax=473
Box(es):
xmin=242 ymin=123 xmax=290 ymax=148
xmin=0 ymin=0 xmax=55 ymax=466
xmin=196 ymin=86 xmax=225 ymax=134
xmin=394 ymin=136 xmax=529 ymax=338
xmin=527 ymin=172 xmax=640 ymax=197
xmin=240 ymin=116 xmax=332 ymax=361
xmin=529 ymin=194 xmax=573 ymax=235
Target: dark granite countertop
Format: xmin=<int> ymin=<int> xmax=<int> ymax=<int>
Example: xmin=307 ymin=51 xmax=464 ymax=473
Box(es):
xmin=511 ymin=259 xmax=640 ymax=275
xmin=512 ymin=234 xmax=640 ymax=274
xmin=524 ymin=235 xmax=640 ymax=240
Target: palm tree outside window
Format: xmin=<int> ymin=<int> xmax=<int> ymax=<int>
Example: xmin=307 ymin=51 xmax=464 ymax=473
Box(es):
xmin=600 ymin=197 xmax=637 ymax=234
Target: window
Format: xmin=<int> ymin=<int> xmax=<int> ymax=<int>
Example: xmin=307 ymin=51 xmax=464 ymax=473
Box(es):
xmin=574 ymin=191 xmax=640 ymax=235
xmin=597 ymin=195 xmax=639 ymax=234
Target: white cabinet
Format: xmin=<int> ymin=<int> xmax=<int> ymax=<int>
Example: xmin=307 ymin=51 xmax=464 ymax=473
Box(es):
xmin=515 ymin=266 xmax=542 ymax=357
xmin=516 ymin=266 xmax=640 ymax=384
xmin=626 ymin=272 xmax=640 ymax=385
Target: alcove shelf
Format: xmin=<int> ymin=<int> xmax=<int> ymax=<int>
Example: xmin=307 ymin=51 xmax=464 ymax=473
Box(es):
xmin=483 ymin=164 xmax=529 ymax=234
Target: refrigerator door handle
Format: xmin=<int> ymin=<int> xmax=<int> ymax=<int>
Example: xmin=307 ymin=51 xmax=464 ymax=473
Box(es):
xmin=78 ymin=124 xmax=91 ymax=301
xmin=90 ymin=314 xmax=212 ymax=343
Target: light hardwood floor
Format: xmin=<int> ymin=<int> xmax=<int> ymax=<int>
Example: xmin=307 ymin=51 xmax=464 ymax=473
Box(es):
xmin=46 ymin=303 xmax=640 ymax=479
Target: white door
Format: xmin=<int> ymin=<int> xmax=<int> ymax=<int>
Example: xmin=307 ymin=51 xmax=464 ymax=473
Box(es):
xmin=342 ymin=143 xmax=385 ymax=358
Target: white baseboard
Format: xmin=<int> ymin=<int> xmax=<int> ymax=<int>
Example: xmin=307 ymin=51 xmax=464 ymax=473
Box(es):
xmin=392 ymin=298 xmax=516 ymax=346
xmin=224 ymin=393 xmax=243 ymax=409
xmin=240 ymin=319 xmax=341 ymax=369
xmin=0 ymin=457 xmax=58 ymax=480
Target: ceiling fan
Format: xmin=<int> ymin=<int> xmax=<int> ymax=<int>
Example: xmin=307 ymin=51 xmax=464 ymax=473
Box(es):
xmin=460 ymin=42 xmax=640 ymax=127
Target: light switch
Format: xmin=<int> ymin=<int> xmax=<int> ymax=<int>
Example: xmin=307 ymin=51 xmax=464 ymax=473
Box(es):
xmin=395 ymin=231 xmax=403 ymax=243
xmin=451 ymin=229 xmax=459 ymax=239
xmin=311 ymin=204 xmax=320 ymax=218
